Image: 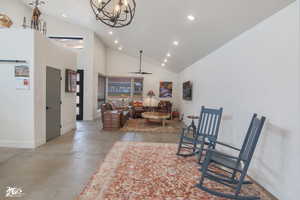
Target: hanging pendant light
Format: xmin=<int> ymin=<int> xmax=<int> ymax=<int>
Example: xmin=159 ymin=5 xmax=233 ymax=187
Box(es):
xmin=90 ymin=0 xmax=136 ymax=28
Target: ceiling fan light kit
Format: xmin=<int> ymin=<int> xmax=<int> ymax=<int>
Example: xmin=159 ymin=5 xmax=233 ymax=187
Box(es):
xmin=90 ymin=0 xmax=136 ymax=28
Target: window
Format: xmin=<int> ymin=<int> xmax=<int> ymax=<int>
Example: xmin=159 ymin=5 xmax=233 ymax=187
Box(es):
xmin=107 ymin=77 xmax=144 ymax=99
xmin=107 ymin=77 xmax=131 ymax=98
xmin=133 ymin=78 xmax=143 ymax=98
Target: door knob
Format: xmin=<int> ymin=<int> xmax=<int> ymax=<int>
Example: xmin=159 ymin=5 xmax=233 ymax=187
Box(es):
xmin=46 ymin=106 xmax=51 ymax=110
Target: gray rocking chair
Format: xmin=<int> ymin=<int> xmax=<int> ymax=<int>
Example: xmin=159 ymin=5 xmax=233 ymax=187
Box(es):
xmin=196 ymin=114 xmax=266 ymax=200
xmin=177 ymin=106 xmax=223 ymax=163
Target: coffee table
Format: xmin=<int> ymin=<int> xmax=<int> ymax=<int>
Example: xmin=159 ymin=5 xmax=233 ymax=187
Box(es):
xmin=142 ymin=112 xmax=170 ymax=127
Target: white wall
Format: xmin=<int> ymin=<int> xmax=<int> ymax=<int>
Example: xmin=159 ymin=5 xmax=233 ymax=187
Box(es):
xmin=0 ymin=29 xmax=35 ymax=148
xmin=178 ymin=2 xmax=299 ymax=200
xmin=93 ymin=34 xmax=107 ymax=119
xmin=45 ymin=15 xmax=108 ymax=120
xmin=106 ymin=49 xmax=180 ymax=109
xmin=0 ymin=0 xmax=31 ymax=28
xmin=1 ymin=0 xmax=107 ymax=121
xmin=0 ymin=29 xmax=77 ymax=148
xmin=34 ymin=31 xmax=77 ymax=147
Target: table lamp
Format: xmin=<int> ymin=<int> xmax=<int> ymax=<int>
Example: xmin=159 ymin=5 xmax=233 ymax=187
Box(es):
xmin=143 ymin=90 xmax=159 ymax=111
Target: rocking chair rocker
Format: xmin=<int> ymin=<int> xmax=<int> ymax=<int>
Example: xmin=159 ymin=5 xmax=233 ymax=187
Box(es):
xmin=177 ymin=106 xmax=223 ymax=163
xmin=196 ymin=114 xmax=266 ymax=200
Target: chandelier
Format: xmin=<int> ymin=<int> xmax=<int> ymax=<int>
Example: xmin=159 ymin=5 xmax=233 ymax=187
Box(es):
xmin=90 ymin=0 xmax=136 ymax=28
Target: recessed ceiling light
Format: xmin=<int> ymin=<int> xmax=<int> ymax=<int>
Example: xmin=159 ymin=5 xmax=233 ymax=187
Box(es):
xmin=164 ymin=59 xmax=168 ymax=63
xmin=173 ymin=41 xmax=179 ymax=46
xmin=161 ymin=63 xmax=165 ymax=67
xmin=62 ymin=13 xmax=67 ymax=18
xmin=108 ymin=31 xmax=113 ymax=35
xmin=118 ymin=46 xmax=123 ymax=51
xmin=114 ymin=40 xmax=119 ymax=44
xmin=73 ymin=45 xmax=84 ymax=49
xmin=187 ymin=15 xmax=195 ymax=21
xmin=166 ymin=53 xmax=171 ymax=57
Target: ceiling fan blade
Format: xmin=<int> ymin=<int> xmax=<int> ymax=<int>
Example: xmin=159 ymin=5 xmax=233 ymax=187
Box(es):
xmin=129 ymin=72 xmax=152 ymax=75
xmin=130 ymin=72 xmax=141 ymax=74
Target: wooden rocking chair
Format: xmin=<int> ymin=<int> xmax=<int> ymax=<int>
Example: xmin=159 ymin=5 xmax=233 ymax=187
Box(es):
xmin=177 ymin=106 xmax=223 ymax=163
xmin=196 ymin=114 xmax=266 ymax=200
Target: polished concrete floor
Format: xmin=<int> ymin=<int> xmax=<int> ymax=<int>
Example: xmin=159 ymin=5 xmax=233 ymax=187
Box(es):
xmin=0 ymin=121 xmax=180 ymax=200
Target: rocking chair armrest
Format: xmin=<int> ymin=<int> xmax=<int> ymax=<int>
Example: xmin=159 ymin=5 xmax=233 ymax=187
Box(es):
xmin=214 ymin=141 xmax=241 ymax=151
xmin=207 ymin=149 xmax=240 ymax=160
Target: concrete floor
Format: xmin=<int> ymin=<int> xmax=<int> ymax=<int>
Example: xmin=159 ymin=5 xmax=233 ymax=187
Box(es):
xmin=0 ymin=121 xmax=180 ymax=200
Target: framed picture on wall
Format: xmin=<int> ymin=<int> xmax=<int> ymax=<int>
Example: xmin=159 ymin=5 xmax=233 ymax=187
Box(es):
xmin=65 ymin=69 xmax=77 ymax=93
xmin=183 ymin=81 xmax=192 ymax=100
xmin=159 ymin=81 xmax=173 ymax=98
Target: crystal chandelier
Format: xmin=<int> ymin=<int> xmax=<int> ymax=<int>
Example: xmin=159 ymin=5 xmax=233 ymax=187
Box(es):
xmin=90 ymin=0 xmax=136 ymax=28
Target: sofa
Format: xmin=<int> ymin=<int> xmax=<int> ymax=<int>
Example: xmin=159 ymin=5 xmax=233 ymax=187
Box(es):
xmin=130 ymin=100 xmax=172 ymax=118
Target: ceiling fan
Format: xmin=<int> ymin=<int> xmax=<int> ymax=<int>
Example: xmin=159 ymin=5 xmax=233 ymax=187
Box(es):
xmin=130 ymin=50 xmax=152 ymax=75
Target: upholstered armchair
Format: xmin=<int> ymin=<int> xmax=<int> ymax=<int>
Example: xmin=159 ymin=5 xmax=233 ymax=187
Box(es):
xmin=157 ymin=100 xmax=172 ymax=114
xmin=100 ymin=103 xmax=129 ymax=130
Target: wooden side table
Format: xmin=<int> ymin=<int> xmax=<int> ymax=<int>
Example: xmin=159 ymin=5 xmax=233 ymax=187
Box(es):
xmin=187 ymin=115 xmax=200 ymax=138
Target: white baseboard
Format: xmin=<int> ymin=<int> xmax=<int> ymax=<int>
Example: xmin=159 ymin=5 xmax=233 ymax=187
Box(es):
xmin=61 ymin=122 xmax=76 ymax=135
xmin=35 ymin=139 xmax=45 ymax=148
xmin=0 ymin=140 xmax=35 ymax=149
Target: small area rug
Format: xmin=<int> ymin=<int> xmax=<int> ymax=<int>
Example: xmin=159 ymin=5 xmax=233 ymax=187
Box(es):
xmin=78 ymin=142 xmax=273 ymax=200
xmin=120 ymin=119 xmax=182 ymax=133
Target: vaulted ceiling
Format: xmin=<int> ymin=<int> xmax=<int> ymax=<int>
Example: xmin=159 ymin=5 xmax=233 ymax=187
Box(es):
xmin=20 ymin=0 xmax=294 ymax=72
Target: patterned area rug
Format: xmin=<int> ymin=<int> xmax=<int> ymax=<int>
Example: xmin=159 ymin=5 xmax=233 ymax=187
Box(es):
xmin=78 ymin=142 xmax=274 ymax=200
xmin=120 ymin=119 xmax=182 ymax=133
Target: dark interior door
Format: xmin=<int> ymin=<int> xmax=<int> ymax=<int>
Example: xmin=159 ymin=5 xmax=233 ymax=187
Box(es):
xmin=76 ymin=70 xmax=84 ymax=120
xmin=46 ymin=67 xmax=61 ymax=141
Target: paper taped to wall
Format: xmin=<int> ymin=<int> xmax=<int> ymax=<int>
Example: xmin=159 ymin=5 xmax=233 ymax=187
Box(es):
xmin=15 ymin=65 xmax=30 ymax=90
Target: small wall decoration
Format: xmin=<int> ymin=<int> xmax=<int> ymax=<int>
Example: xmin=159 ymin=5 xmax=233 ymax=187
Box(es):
xmin=15 ymin=65 xmax=29 ymax=77
xmin=0 ymin=14 xmax=13 ymax=28
xmin=20 ymin=1 xmax=47 ymax=35
xmin=15 ymin=65 xmax=30 ymax=90
xmin=159 ymin=82 xmax=173 ymax=98
xmin=183 ymin=81 xmax=192 ymax=100
xmin=29 ymin=0 xmax=45 ymax=31
xmin=65 ymin=69 xmax=77 ymax=93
